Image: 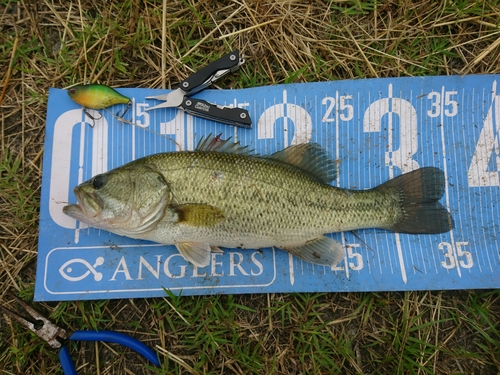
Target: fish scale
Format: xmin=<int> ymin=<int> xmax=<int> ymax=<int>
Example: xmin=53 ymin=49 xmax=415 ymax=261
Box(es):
xmin=153 ymin=152 xmax=340 ymax=235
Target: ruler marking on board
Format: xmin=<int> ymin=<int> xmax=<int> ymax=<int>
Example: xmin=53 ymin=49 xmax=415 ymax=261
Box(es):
xmin=485 ymin=82 xmax=498 ymax=268
xmin=479 ymin=86 xmax=488 ymax=271
xmin=478 ymin=86 xmax=489 ymax=272
xmin=487 ymin=85 xmax=497 ymax=270
xmin=389 ymin=84 xmax=408 ymax=283
xmin=463 ymin=88 xmax=481 ymax=274
xmin=414 ymin=87 xmax=428 ymax=276
xmin=427 ymin=92 xmax=441 ymax=276
xmin=131 ymin=99 xmax=136 ymax=161
xmin=487 ymin=82 xmax=499 ymax=270
xmin=477 ymin=82 xmax=496 ymax=270
xmin=376 ymin=237 xmax=383 ymax=276
xmin=450 ymin=88 xmax=467 ymax=276
xmin=74 ymin=112 xmax=87 ymax=244
xmin=439 ymin=85 xmax=461 ymax=278
xmin=365 ymin=241 xmax=372 ymax=275
xmin=343 ymin=235 xmax=350 ymax=279
xmin=407 ymin=87 xmax=416 ymax=274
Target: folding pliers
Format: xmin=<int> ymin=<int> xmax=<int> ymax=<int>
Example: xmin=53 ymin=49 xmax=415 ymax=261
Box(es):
xmin=146 ymin=50 xmax=252 ymax=128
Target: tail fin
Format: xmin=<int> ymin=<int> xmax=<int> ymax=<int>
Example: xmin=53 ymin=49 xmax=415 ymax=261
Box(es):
xmin=379 ymin=167 xmax=454 ymax=234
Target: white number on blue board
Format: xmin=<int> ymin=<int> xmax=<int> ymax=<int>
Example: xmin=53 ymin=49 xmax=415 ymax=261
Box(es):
xmin=427 ymin=90 xmax=458 ymax=118
xmin=346 ymin=244 xmax=363 ymax=271
xmin=439 ymin=241 xmax=473 ymax=270
xmin=321 ymin=95 xmax=354 ymax=123
xmin=135 ymin=103 xmax=150 ymax=128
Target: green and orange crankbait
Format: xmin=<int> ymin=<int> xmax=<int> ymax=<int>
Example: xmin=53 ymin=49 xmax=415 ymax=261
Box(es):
xmin=68 ymin=84 xmax=131 ymax=109
xmin=68 ymin=84 xmax=132 ymax=125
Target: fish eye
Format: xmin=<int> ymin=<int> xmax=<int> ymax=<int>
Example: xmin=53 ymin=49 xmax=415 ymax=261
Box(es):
xmin=92 ymin=175 xmax=107 ymax=190
xmin=69 ymin=88 xmax=76 ymax=95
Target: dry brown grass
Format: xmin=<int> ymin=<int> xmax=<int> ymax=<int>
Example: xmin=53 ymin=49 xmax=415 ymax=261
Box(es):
xmin=1 ymin=1 xmax=500 ymax=374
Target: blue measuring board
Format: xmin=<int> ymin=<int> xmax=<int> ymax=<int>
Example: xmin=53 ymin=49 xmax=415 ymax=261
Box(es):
xmin=35 ymin=75 xmax=500 ymax=301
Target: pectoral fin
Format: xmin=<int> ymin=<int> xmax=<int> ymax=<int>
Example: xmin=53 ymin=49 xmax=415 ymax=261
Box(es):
xmin=175 ymin=241 xmax=211 ymax=267
xmin=173 ymin=203 xmax=225 ymax=227
xmin=280 ymin=236 xmax=344 ymax=266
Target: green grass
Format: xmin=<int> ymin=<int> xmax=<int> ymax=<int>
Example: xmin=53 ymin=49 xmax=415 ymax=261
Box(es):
xmin=0 ymin=151 xmax=39 ymax=228
xmin=1 ymin=0 xmax=500 ymax=374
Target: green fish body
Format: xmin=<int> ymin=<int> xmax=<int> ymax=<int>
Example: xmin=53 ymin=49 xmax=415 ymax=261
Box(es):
xmin=63 ymin=135 xmax=454 ymax=267
xmin=68 ymin=84 xmax=131 ymax=109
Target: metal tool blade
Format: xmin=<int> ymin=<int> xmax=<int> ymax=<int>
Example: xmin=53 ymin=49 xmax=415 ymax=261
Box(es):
xmin=0 ymin=296 xmax=67 ymax=348
xmin=145 ymin=89 xmax=185 ymax=111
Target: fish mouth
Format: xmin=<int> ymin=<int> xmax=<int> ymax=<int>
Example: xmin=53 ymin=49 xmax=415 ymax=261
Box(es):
xmin=63 ymin=188 xmax=102 ymax=221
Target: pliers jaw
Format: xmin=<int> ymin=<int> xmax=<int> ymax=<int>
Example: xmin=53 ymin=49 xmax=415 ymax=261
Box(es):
xmin=0 ymin=295 xmax=67 ymax=349
xmin=145 ymin=88 xmax=186 ymax=110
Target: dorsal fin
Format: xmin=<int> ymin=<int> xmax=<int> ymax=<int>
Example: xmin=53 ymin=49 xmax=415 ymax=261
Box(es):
xmin=268 ymin=143 xmax=338 ymax=183
xmin=195 ymin=133 xmax=253 ymax=155
xmin=195 ymin=135 xmax=337 ymax=183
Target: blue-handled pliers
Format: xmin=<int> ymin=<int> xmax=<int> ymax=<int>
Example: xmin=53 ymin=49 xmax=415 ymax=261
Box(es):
xmin=0 ymin=295 xmax=160 ymax=374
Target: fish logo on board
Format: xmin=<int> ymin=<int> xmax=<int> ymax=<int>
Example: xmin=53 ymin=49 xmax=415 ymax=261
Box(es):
xmin=58 ymin=257 xmax=105 ymax=282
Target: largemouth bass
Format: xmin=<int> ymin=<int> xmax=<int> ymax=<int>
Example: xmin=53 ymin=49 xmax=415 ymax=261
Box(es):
xmin=63 ymin=135 xmax=454 ymax=267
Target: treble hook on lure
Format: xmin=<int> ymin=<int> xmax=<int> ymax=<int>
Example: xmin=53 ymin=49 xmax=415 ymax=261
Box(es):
xmin=68 ymin=84 xmax=132 ymax=126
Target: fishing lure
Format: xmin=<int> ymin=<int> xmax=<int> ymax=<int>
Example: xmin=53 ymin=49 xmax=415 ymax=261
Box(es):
xmin=68 ymin=84 xmax=132 ymax=123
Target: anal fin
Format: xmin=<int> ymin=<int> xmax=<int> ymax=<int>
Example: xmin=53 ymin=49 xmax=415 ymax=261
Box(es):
xmin=175 ymin=241 xmax=211 ymax=267
xmin=280 ymin=236 xmax=344 ymax=266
